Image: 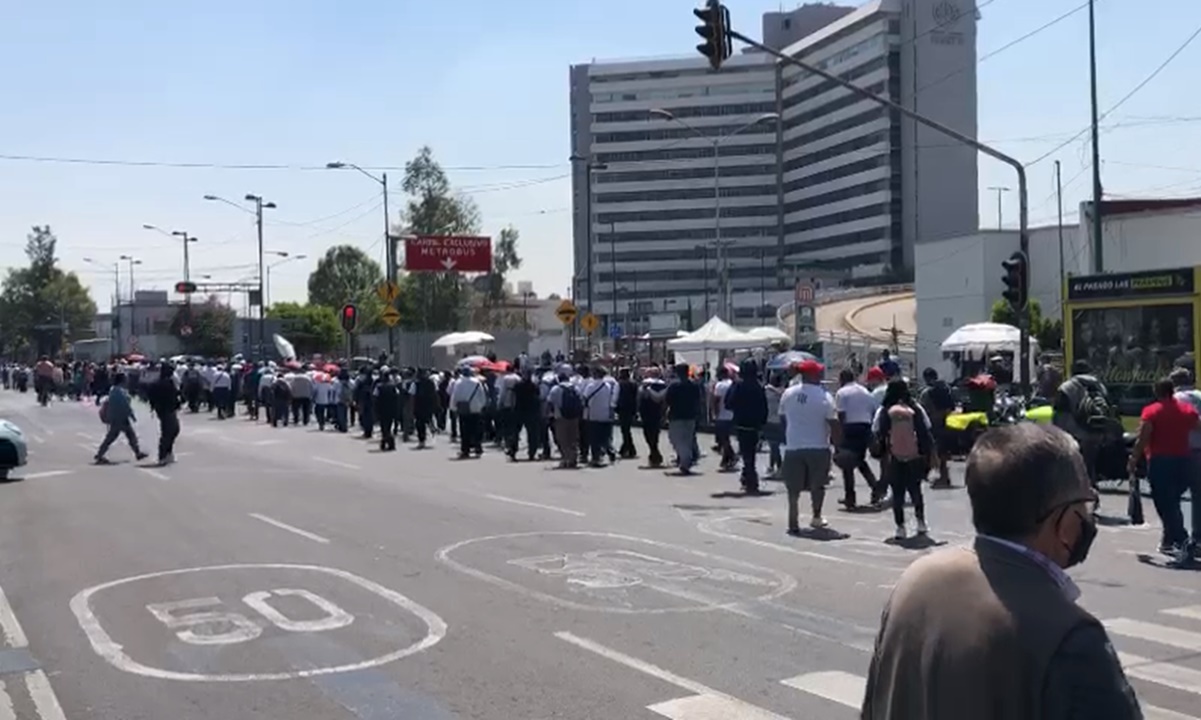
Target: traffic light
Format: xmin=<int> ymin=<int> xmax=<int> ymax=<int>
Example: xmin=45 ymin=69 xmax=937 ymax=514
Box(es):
xmin=694 ymin=0 xmax=733 ymax=70
xmin=340 ymin=303 xmax=358 ymax=333
xmin=1001 ymin=251 xmax=1029 ymax=312
xmin=174 ymin=281 xmax=197 ymax=294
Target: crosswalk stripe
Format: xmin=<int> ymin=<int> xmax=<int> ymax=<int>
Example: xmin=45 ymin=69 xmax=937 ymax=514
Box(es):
xmin=648 ymin=693 xmax=788 ymax=719
xmin=1118 ymin=652 xmax=1201 ymax=697
xmin=1145 ymin=705 xmax=1201 ymax=720
xmin=1105 ymin=618 xmax=1201 ymax=652
xmin=780 ymin=671 xmax=864 ymax=708
xmin=1163 ymin=606 xmax=1201 ymax=622
xmin=0 ymin=679 xmax=16 ymax=720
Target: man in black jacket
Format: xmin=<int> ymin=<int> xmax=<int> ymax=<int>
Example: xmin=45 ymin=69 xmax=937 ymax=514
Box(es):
xmin=147 ymin=361 xmax=182 ymax=465
xmin=727 ymin=358 xmax=768 ymax=494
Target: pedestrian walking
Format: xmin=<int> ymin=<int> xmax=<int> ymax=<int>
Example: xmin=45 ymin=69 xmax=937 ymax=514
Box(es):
xmin=727 ymin=358 xmax=767 ymax=494
xmin=665 ymin=363 xmax=701 ymax=475
xmin=147 ymin=362 xmax=181 ymax=465
xmin=873 ymin=379 xmax=935 ymax=539
xmin=1129 ymin=376 xmax=1198 ymax=564
xmin=862 ymin=423 xmax=1141 ymax=719
xmin=94 ymin=373 xmax=149 ymax=465
xmin=374 ymin=370 xmax=400 ymax=452
xmin=779 ymin=360 xmax=838 ymax=532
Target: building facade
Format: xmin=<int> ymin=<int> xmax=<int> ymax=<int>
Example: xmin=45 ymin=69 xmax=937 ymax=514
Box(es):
xmin=569 ymin=0 xmax=979 ymax=332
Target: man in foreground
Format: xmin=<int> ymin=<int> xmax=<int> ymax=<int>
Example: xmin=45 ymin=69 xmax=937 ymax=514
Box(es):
xmin=862 ymin=423 xmax=1141 ymax=719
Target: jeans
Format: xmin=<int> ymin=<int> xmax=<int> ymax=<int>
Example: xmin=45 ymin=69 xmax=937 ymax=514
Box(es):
xmin=1190 ymin=451 xmax=1201 ymax=545
xmin=668 ymin=419 xmax=697 ymax=471
xmin=618 ymin=413 xmax=636 ymax=457
xmin=714 ymin=419 xmax=736 ymax=468
xmin=458 ymin=414 xmax=483 ymax=457
xmin=555 ymin=417 xmax=579 ymax=467
xmin=157 ymin=413 xmax=180 ymax=461
xmin=97 ymin=420 xmax=142 ymax=459
xmin=642 ymin=418 xmax=663 ymax=466
xmin=888 ymin=458 xmax=927 ymax=527
xmin=737 ymin=427 xmax=760 ymax=488
xmin=1148 ymin=455 xmax=1191 ymax=547
xmin=589 ymin=421 xmax=612 ymax=464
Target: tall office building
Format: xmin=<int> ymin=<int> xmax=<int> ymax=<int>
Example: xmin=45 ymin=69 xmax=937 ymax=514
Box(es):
xmin=569 ymin=0 xmax=978 ymax=331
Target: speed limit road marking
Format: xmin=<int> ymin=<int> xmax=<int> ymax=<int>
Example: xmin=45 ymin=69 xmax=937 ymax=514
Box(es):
xmin=69 ymin=563 xmax=447 ymax=682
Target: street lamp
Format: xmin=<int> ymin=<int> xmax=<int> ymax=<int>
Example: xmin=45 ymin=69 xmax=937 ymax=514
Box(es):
xmin=143 ymin=224 xmax=199 ymax=282
xmin=988 ymin=186 xmax=1011 ymax=230
xmin=204 ymin=193 xmax=275 ymax=358
xmin=119 ymin=255 xmax=142 ymax=347
xmin=650 ymin=109 xmax=779 ymax=319
xmin=265 ymin=253 xmax=307 ymax=308
xmin=83 ymin=257 xmax=121 ymax=354
xmin=327 ymin=160 xmax=395 ymax=359
xmin=569 ymin=154 xmax=609 ymax=318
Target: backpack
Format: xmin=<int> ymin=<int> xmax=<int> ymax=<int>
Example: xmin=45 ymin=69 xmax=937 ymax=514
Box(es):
xmin=920 ymin=381 xmax=956 ymax=414
xmin=559 ymin=385 xmax=583 ymax=420
xmin=97 ymin=396 xmax=109 ymax=424
xmin=886 ymin=404 xmax=923 ymax=461
xmin=1071 ymin=377 xmax=1117 ymax=433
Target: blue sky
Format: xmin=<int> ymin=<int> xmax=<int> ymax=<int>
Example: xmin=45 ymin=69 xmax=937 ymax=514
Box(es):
xmin=2 ymin=0 xmax=1199 ymax=312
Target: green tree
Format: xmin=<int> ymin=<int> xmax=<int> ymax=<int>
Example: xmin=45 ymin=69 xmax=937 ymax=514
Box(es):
xmin=0 ymin=226 xmax=97 ymax=358
xmin=990 ymin=298 xmax=1045 ymax=337
xmin=397 ymin=146 xmax=482 ymax=331
xmin=266 ymin=302 xmax=340 ymax=356
xmin=171 ymin=295 xmax=235 ymax=357
xmin=475 ymin=225 xmax=524 ymax=327
xmin=1037 ymin=317 xmax=1064 ymax=351
xmin=306 ymin=245 xmax=385 ymax=331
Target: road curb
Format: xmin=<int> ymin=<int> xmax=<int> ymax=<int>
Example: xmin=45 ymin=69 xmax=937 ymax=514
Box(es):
xmin=844 ymin=292 xmax=915 ymax=339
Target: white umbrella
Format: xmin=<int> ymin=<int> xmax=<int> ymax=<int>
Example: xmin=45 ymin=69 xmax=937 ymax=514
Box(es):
xmin=273 ymin=333 xmax=296 ymax=360
xmin=745 ymin=326 xmax=791 ymax=344
xmin=431 ymin=330 xmax=495 ymax=349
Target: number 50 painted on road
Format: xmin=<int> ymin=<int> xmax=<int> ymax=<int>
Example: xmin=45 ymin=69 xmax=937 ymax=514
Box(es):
xmin=146 ymin=588 xmax=354 ymax=646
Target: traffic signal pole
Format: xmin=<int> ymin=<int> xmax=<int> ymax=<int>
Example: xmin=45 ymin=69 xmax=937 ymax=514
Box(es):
xmin=720 ymin=21 xmax=1032 ymax=390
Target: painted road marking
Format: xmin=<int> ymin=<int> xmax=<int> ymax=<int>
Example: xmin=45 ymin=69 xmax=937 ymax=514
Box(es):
xmin=0 ymin=585 xmax=29 ymax=648
xmin=780 ymin=670 xmax=864 ymax=708
xmin=1118 ymin=653 xmax=1201 ymax=696
xmin=74 ymin=443 xmax=94 ymax=453
xmin=439 ymin=531 xmax=795 ymax=615
xmin=694 ymin=515 xmax=902 ymax=574
xmin=0 ymin=583 xmax=70 ymax=719
xmin=70 ymin=563 xmax=447 ymax=682
xmin=0 ymin=680 xmax=15 ymax=720
xmin=1105 ymin=618 xmax=1201 ymax=652
xmin=21 ymin=471 xmax=72 ymax=480
xmin=483 ymin=494 xmax=586 ymax=517
xmin=313 ymin=456 xmax=361 ymax=471
xmin=1164 ymin=605 xmax=1201 ymax=622
xmin=74 ymin=432 xmax=92 ymax=441
xmin=249 ymin=513 xmax=331 ymax=544
xmin=26 ymin=670 xmax=68 ymax=720
xmin=138 ymin=468 xmax=170 ymax=481
xmin=555 ymin=632 xmax=788 ymax=719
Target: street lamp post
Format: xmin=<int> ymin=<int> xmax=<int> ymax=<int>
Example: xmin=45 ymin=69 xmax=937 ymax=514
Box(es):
xmin=569 ymin=155 xmax=609 ymax=317
xmin=83 ymin=257 xmax=121 ymax=354
xmin=119 ymin=255 xmax=142 ymax=348
xmin=327 ymin=161 xmax=394 ymax=360
xmin=650 ymin=109 xmax=779 ymax=319
xmin=265 ymin=252 xmax=307 ymax=308
xmin=987 ymin=186 xmax=1011 ymax=230
xmin=142 ymin=224 xmax=198 ymax=282
xmin=204 ymin=193 xmax=275 ymax=359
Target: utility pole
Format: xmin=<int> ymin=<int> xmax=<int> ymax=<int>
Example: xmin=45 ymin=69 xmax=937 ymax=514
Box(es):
xmin=119 ymin=255 xmax=141 ymax=349
xmin=569 ymin=156 xmax=607 ymax=317
xmin=173 ymin=231 xmax=197 ymax=282
xmin=1056 ymin=160 xmax=1066 ymax=335
xmin=244 ymin=194 xmax=277 ymax=359
xmin=722 ymin=24 xmax=1032 ymax=393
xmin=987 ymin=186 xmax=1010 ymax=229
xmin=1088 ymin=0 xmax=1104 ymax=272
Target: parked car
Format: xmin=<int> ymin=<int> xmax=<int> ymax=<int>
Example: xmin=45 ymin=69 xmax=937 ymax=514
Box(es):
xmin=0 ymin=420 xmax=28 ymax=480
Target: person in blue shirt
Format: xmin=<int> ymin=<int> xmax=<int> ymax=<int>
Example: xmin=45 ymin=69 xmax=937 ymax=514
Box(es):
xmin=95 ymin=373 xmax=149 ymax=465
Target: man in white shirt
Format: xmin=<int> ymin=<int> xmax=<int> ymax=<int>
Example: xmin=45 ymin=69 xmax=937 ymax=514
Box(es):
xmin=779 ymin=360 xmax=841 ymax=534
xmin=711 ymin=365 xmax=737 ymax=470
xmin=834 ymin=368 xmax=883 ymax=509
xmin=212 ymin=364 xmax=233 ymax=420
xmin=450 ymin=368 xmax=486 ymax=458
xmin=582 ymin=366 xmax=617 ymax=467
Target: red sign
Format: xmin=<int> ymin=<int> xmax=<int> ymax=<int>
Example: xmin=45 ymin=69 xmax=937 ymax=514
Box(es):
xmin=795 ymin=282 xmax=815 ymax=304
xmin=404 ymin=235 xmax=492 ymax=273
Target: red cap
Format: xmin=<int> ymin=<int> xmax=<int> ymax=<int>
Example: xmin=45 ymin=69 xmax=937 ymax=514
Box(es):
xmin=866 ymin=366 xmax=886 ymax=381
xmin=793 ymin=359 xmax=825 ymax=375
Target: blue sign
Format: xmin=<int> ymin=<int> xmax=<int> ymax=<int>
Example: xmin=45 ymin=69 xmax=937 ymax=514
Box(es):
xmin=609 ymin=323 xmax=623 ymax=339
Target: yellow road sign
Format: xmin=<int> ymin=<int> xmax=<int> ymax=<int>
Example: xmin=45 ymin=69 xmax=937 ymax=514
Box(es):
xmin=580 ymin=312 xmax=599 ymax=334
xmin=377 ymin=281 xmax=400 ymax=303
xmin=381 ymin=307 xmax=401 ymax=327
xmin=555 ymin=299 xmax=578 ymax=325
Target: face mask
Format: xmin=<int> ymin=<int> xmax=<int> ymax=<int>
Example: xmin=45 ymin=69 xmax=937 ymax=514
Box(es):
xmin=1063 ymin=509 xmax=1098 ymax=568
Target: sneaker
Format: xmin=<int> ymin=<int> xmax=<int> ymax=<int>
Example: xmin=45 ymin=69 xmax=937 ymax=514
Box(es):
xmin=810 ymin=516 xmax=829 ymax=529
xmin=895 ymin=524 xmax=907 ymax=540
xmin=916 ymin=519 xmax=929 ymax=535
xmin=135 ymin=452 xmax=149 ymax=461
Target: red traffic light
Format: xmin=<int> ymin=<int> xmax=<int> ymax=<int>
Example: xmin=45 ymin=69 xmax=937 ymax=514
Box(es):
xmin=174 ymin=281 xmax=198 ymax=294
xmin=340 ymin=303 xmax=359 ymax=332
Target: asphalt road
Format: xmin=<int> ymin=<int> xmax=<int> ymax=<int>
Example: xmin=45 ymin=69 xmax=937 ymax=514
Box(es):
xmin=0 ymin=392 xmax=1198 ymax=719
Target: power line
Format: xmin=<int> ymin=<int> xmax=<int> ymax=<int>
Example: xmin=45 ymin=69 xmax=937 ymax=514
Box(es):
xmin=917 ymin=0 xmax=1090 ymax=94
xmin=1029 ymin=21 xmax=1201 ymax=166
xmin=0 ymin=153 xmax=565 ymax=173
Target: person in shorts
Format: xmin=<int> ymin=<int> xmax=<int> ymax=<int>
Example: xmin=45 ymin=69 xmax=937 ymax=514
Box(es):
xmin=779 ymin=360 xmax=841 ymax=534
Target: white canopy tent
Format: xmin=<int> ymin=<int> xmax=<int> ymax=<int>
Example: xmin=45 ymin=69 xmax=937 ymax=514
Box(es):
xmin=940 ymin=322 xmax=1023 ymax=358
xmin=744 ymin=326 xmax=792 ymax=345
xmin=667 ymin=316 xmax=760 ymax=352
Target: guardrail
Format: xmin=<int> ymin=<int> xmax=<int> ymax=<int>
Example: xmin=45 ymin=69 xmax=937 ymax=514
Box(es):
xmin=775 ymin=284 xmax=914 ymax=333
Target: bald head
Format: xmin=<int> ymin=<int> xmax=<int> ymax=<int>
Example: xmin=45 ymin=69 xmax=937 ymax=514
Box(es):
xmin=966 ymin=424 xmax=1088 ymax=540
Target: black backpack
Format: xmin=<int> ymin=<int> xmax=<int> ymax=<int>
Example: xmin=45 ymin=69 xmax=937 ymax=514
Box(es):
xmin=560 ymin=385 xmax=583 ymax=420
